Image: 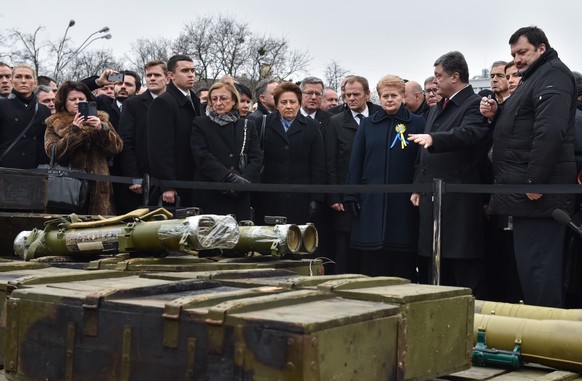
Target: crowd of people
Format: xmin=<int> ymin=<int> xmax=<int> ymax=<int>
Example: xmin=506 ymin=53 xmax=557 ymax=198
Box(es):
xmin=1 ymin=26 xmax=581 ymax=308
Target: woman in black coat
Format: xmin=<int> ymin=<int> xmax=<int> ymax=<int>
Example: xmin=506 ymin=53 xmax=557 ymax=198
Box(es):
xmin=344 ymin=75 xmax=424 ymax=279
xmin=257 ymin=82 xmax=325 ymax=225
xmin=190 ymin=77 xmax=263 ymax=221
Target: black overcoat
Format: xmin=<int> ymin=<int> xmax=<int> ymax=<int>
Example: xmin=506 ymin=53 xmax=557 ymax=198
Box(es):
xmin=147 ymin=81 xmax=200 ymax=206
xmin=414 ymin=85 xmax=491 ymax=259
xmin=258 ymin=112 xmax=325 ymax=224
xmin=0 ymin=93 xmax=51 ymax=169
xmin=489 ymin=48 xmax=576 ymax=217
xmin=344 ymin=105 xmax=423 ymax=250
xmin=190 ymin=116 xmax=263 ymax=220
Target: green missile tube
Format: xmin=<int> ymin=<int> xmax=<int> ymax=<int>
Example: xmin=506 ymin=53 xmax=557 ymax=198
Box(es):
xmin=296 ymin=223 xmax=318 ymax=255
xmin=14 ymin=214 xmax=239 ymax=260
xmin=231 ymin=224 xmax=302 ymax=256
xmin=474 ymin=313 xmax=582 ymax=372
xmin=475 ymin=300 xmax=582 ymax=321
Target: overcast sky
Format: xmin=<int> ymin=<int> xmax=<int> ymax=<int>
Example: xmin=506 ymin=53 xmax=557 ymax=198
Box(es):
xmin=1 ymin=0 xmax=581 ymax=87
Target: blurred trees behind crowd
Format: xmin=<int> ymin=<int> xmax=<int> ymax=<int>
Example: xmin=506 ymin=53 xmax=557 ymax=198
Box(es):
xmin=0 ymin=15 xmax=350 ymax=93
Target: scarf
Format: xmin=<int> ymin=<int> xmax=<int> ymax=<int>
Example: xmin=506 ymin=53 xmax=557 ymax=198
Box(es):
xmin=208 ymin=108 xmax=239 ymax=126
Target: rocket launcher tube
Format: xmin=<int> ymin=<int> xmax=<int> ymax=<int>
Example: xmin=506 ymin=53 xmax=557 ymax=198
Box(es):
xmin=474 ymin=313 xmax=582 ymax=372
xmin=475 ymin=300 xmax=582 ymax=321
xmin=14 ymin=214 xmax=239 ymax=260
xmin=231 ymin=224 xmax=302 ymax=256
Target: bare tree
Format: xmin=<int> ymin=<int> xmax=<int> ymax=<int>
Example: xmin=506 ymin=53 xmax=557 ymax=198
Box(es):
xmin=173 ymin=17 xmax=215 ymax=82
xmin=60 ymin=49 xmax=122 ymax=81
xmin=324 ymin=60 xmax=349 ymax=92
xmin=8 ymin=27 xmax=47 ymax=75
xmin=212 ymin=16 xmax=250 ymax=78
xmin=243 ymin=35 xmax=311 ymax=91
xmin=173 ymin=15 xmax=311 ymax=89
xmin=126 ymin=37 xmax=173 ymax=78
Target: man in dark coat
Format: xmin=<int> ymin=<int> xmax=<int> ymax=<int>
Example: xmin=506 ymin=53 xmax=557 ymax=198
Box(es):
xmin=116 ymin=60 xmax=168 ymax=212
xmin=81 ymin=70 xmax=141 ymax=130
xmin=324 ymin=76 xmax=383 ymax=273
xmin=247 ymin=77 xmax=278 ymax=131
xmin=408 ymin=51 xmax=491 ymax=298
xmin=0 ymin=64 xmax=51 ymax=170
xmin=0 ymin=62 xmax=13 ymax=99
xmin=147 ymin=55 xmax=201 ymax=207
xmin=404 ymin=81 xmax=429 ymax=116
xmin=481 ymin=27 xmax=576 ymax=307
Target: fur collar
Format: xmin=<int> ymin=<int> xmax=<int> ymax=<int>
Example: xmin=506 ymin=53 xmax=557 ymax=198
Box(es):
xmin=46 ymin=111 xmax=110 ymax=135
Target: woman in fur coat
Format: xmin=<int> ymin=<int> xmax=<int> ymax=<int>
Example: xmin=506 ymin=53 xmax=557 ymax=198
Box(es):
xmin=44 ymin=81 xmax=123 ymax=215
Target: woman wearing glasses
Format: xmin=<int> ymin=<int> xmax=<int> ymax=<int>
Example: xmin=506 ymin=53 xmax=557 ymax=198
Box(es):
xmin=190 ymin=76 xmax=263 ymax=221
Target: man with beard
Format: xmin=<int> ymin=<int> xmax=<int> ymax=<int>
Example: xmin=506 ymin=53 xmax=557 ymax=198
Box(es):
xmin=82 ymin=70 xmax=141 ymax=130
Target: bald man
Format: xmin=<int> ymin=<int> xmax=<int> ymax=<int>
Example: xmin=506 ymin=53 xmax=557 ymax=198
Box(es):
xmin=404 ymin=80 xmax=429 ymax=115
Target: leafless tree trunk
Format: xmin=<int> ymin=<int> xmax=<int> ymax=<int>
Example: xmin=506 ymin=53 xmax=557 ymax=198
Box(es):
xmin=325 ymin=60 xmax=350 ymax=92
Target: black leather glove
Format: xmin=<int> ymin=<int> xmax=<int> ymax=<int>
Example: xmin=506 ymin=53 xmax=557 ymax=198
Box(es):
xmin=224 ymin=172 xmax=250 ymax=184
xmin=344 ymin=201 xmax=360 ymax=217
xmin=223 ymin=172 xmax=250 ymax=199
xmin=307 ymin=200 xmax=322 ymax=221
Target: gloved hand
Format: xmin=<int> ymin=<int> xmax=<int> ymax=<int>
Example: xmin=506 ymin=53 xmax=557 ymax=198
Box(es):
xmin=223 ymin=172 xmax=250 ymax=199
xmin=224 ymin=172 xmax=250 ymax=184
xmin=344 ymin=201 xmax=360 ymax=217
xmin=307 ymin=200 xmax=322 ymax=221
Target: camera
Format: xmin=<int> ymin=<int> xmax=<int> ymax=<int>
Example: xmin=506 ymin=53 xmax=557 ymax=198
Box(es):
xmin=78 ymin=101 xmax=97 ymax=120
xmin=107 ymin=72 xmax=124 ymax=83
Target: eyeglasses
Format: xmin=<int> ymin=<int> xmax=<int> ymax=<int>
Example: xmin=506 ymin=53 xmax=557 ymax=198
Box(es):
xmin=424 ymin=88 xmax=438 ymax=94
xmin=211 ymin=96 xmax=232 ymax=103
xmin=302 ymin=91 xmax=323 ymax=97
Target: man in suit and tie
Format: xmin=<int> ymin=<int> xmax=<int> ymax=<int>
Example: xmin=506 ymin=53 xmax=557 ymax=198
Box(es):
xmin=324 ymin=76 xmax=383 ymax=273
xmin=299 ymin=76 xmax=333 ymax=127
xmin=408 ymin=51 xmax=491 ymax=298
xmin=116 ymin=60 xmax=168 ymax=212
xmin=147 ymin=55 xmax=200 ymax=207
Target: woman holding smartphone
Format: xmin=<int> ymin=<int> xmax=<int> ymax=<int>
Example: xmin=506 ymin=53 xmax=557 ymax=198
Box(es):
xmin=44 ymin=81 xmax=123 ymax=215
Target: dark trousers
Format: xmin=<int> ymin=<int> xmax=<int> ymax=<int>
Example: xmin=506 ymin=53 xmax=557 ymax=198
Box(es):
xmin=418 ymin=256 xmax=486 ymax=299
xmin=513 ymin=217 xmax=565 ymax=307
xmin=358 ymin=249 xmax=418 ymax=282
xmin=331 ymin=231 xmax=362 ymax=274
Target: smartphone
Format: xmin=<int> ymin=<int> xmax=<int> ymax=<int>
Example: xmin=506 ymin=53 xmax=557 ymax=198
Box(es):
xmin=78 ymin=101 xmax=97 ymax=120
xmin=107 ymin=72 xmax=124 ymax=83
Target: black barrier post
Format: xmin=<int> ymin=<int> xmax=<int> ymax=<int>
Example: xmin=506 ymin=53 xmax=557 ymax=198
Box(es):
xmin=432 ymin=178 xmax=444 ymax=285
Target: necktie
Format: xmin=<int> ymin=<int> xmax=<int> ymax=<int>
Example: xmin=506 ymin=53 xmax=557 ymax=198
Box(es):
xmin=185 ymin=94 xmax=196 ymax=112
xmin=356 ymin=113 xmax=364 ymax=125
xmin=442 ymin=98 xmax=450 ymax=110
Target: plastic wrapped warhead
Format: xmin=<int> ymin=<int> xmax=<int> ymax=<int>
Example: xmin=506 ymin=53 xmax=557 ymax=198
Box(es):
xmin=13 ymin=230 xmax=32 ymax=259
xmin=187 ymin=214 xmax=239 ymax=249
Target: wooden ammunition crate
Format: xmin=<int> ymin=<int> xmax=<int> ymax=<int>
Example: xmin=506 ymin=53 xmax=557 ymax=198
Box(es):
xmin=4 ymin=274 xmax=402 ymax=380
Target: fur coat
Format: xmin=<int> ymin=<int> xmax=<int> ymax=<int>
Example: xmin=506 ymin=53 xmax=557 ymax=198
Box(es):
xmin=44 ymin=111 xmax=123 ymax=215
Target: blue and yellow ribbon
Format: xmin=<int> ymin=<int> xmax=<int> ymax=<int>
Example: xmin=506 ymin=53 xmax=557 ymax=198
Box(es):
xmin=390 ymin=124 xmax=408 ymax=149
